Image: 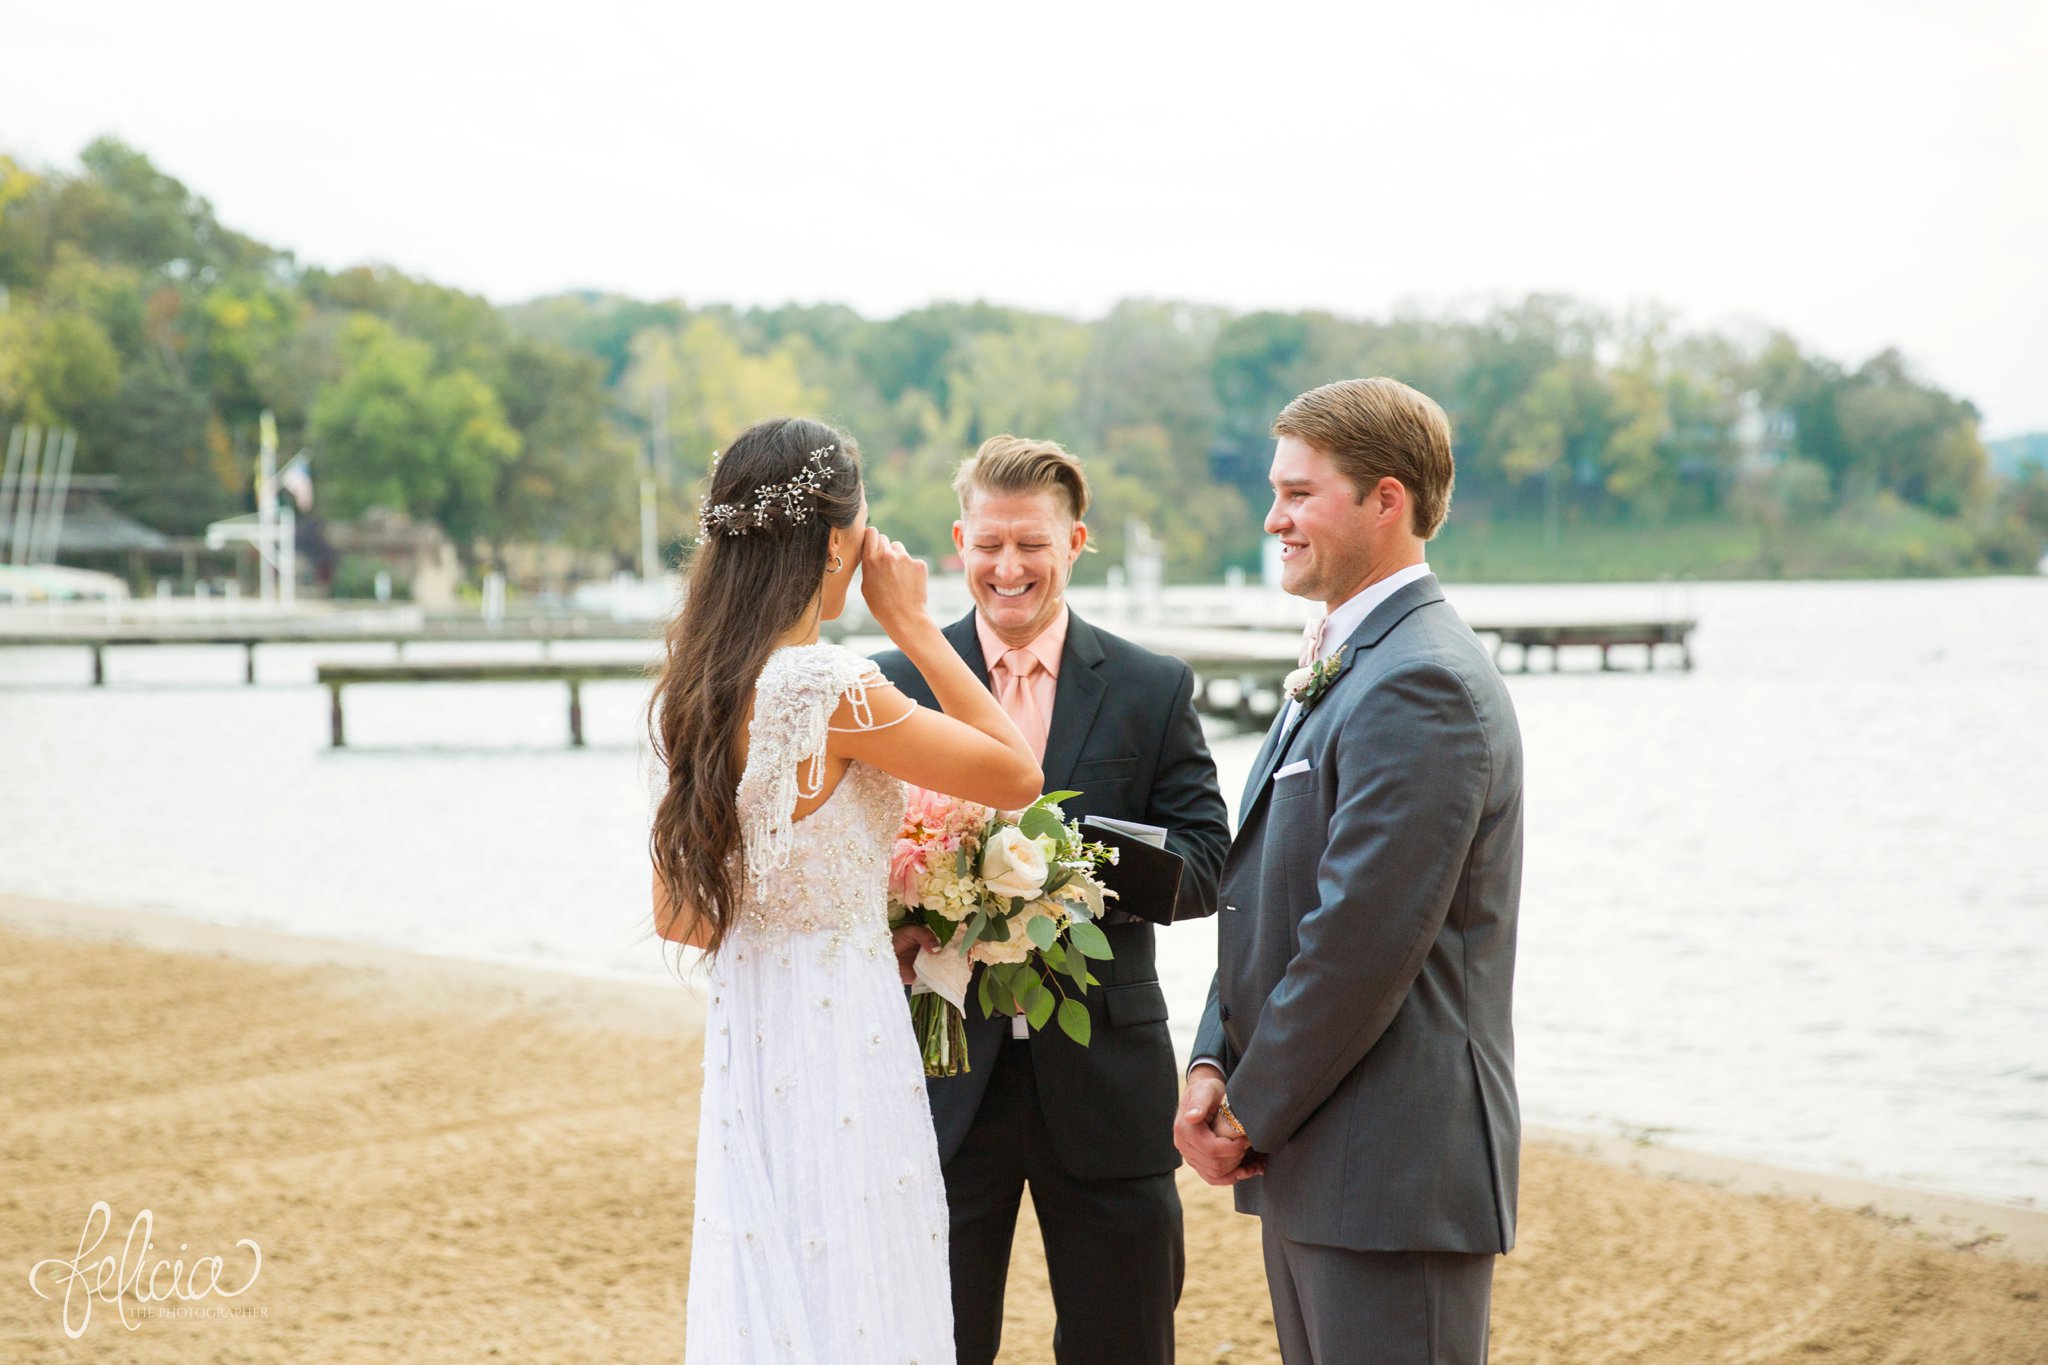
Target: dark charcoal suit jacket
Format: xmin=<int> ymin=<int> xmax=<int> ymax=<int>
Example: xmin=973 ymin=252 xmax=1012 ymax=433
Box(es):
xmin=1194 ymin=573 xmax=1525 ymax=1253
xmin=875 ymin=609 xmax=1230 ymax=1180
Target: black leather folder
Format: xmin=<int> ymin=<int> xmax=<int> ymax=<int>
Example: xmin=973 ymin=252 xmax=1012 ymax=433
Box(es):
xmin=1081 ymin=817 xmax=1189 ymax=925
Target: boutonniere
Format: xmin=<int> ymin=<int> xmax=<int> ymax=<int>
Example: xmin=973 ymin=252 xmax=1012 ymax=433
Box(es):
xmin=1283 ymin=647 xmax=1347 ymax=711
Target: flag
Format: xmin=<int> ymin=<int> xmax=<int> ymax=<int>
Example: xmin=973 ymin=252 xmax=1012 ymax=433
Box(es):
xmin=280 ymin=452 xmax=313 ymax=511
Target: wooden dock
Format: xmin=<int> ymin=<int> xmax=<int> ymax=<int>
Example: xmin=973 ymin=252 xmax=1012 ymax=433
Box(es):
xmin=11 ymin=610 xmax=1699 ymax=747
xmin=315 ymin=660 xmax=651 ymax=748
xmin=1482 ymin=619 xmax=1696 ymax=674
xmin=1117 ymin=618 xmax=1698 ymax=726
xmin=0 ymin=619 xmax=659 ymax=685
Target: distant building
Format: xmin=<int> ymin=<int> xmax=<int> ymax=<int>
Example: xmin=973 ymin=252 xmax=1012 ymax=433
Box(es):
xmin=1735 ymin=391 xmax=1797 ymax=475
xmin=322 ymin=508 xmax=462 ymax=608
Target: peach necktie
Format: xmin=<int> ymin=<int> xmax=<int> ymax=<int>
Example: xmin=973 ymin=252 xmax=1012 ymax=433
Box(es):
xmin=1298 ymin=614 xmax=1328 ymax=668
xmin=995 ymin=649 xmax=1051 ymax=762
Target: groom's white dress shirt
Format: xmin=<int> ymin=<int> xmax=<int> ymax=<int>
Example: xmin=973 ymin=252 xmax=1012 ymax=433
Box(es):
xmin=1191 ymin=560 xmax=1431 ymax=1084
xmin=1280 ymin=561 xmax=1433 ymax=731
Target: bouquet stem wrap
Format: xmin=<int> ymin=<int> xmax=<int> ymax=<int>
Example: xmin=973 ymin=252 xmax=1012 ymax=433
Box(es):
xmin=910 ymin=991 xmax=972 ymax=1076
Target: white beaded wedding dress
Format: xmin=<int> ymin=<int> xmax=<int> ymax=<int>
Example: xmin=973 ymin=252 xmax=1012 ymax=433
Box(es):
xmin=684 ymin=643 xmax=954 ymax=1364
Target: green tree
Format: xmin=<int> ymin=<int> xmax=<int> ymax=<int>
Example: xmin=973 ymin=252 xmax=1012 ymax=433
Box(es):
xmin=66 ymin=138 xmax=275 ymax=280
xmin=195 ymin=281 xmax=306 ymax=431
xmin=310 ymin=315 xmax=522 ymax=551
xmin=1085 ymin=422 xmax=1251 ymax=579
xmin=1075 ymin=300 xmax=1223 ymax=473
xmin=491 ymin=340 xmax=636 ymax=556
xmin=617 ymin=315 xmax=821 ymax=550
xmin=1599 ymin=365 xmax=1669 ymax=511
xmin=0 ymin=303 xmax=122 ymax=426
xmin=942 ymin=317 xmax=1088 ymax=449
xmin=82 ymin=349 xmax=238 ymax=533
xmin=0 ymin=153 xmax=45 ymax=287
xmin=503 ymin=293 xmax=687 ymax=385
xmin=1835 ymin=351 xmax=1988 ymax=515
xmin=1210 ymin=310 xmax=1312 ymax=497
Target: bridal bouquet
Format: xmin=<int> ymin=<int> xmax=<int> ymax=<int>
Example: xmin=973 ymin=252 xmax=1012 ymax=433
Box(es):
xmin=888 ymin=788 xmax=1119 ymax=1076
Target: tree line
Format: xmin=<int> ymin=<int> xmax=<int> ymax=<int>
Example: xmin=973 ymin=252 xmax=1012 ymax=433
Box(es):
xmin=3 ymin=139 xmax=2042 ymax=583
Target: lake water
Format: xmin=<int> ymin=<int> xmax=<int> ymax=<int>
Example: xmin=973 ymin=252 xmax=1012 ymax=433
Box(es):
xmin=2 ymin=577 xmax=2044 ymax=1206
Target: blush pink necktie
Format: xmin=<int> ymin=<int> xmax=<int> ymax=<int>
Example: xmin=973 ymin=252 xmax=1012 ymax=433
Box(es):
xmin=1298 ymin=614 xmax=1328 ymax=668
xmin=996 ymin=649 xmax=1051 ymax=762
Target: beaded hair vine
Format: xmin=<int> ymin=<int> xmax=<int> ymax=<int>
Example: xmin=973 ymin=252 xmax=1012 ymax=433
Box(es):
xmin=697 ymin=445 xmax=839 ymax=541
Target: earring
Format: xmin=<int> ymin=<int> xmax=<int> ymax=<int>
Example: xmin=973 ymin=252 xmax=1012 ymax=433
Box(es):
xmin=825 ymin=553 xmax=845 ymax=574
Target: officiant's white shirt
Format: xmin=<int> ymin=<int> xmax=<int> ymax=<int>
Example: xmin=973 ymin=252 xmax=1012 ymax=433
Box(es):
xmin=1190 ymin=561 xmax=1434 ymax=1084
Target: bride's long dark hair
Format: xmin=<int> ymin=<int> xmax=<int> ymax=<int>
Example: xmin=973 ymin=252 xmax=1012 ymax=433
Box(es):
xmin=648 ymin=417 xmax=865 ymax=958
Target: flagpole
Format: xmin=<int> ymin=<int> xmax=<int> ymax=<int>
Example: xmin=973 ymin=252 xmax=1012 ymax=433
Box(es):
xmin=642 ymin=383 xmax=666 ymax=583
xmin=280 ymin=498 xmax=296 ymax=608
xmin=10 ymin=426 xmax=42 ymax=568
xmin=257 ymin=411 xmax=279 ymax=603
xmin=34 ymin=429 xmax=77 ymax=565
xmin=0 ymin=425 xmax=23 ymax=561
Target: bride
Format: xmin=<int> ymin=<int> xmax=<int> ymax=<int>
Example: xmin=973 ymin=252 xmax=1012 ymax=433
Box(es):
xmin=648 ymin=417 xmax=1041 ymax=1362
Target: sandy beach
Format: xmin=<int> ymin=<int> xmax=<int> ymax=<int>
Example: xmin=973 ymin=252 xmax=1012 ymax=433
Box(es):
xmin=3 ymin=892 xmax=2044 ymax=1364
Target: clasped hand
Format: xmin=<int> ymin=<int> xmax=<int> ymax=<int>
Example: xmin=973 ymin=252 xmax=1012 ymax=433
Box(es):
xmin=1174 ymin=1064 xmax=1265 ymax=1185
xmin=891 ymin=923 xmax=940 ymax=986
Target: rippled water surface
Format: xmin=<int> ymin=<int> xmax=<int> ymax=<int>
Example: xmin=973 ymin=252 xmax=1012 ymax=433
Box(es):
xmin=4 ymin=577 xmax=2044 ymax=1204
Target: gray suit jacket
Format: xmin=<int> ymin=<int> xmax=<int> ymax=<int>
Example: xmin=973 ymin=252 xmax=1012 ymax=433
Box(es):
xmin=1192 ymin=573 xmax=1523 ymax=1253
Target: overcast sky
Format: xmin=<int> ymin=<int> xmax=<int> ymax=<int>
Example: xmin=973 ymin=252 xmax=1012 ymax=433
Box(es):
xmin=7 ymin=0 xmax=2044 ymax=434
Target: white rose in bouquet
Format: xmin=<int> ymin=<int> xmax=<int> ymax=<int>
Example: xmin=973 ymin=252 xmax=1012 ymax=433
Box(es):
xmin=980 ymin=826 xmax=1049 ymax=900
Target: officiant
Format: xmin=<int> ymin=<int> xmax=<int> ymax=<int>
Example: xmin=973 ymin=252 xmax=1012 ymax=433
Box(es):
xmin=875 ymin=435 xmax=1230 ymax=1365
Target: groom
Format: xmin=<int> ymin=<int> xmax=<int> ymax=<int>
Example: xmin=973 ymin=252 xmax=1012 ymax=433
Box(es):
xmin=1180 ymin=379 xmax=1524 ymax=1364
xmin=876 ymin=435 xmax=1231 ymax=1365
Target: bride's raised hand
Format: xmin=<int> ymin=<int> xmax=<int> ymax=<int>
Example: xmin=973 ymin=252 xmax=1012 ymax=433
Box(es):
xmin=829 ymin=524 xmax=1040 ymax=810
xmin=858 ymin=527 xmax=931 ymax=645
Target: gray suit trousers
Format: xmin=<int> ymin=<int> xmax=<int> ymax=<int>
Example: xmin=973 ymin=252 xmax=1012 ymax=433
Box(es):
xmin=1262 ymin=1223 xmax=1493 ymax=1365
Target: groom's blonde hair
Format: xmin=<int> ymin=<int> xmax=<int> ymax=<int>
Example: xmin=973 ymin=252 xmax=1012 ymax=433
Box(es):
xmin=953 ymin=435 xmax=1093 ymax=524
xmin=1274 ymin=378 xmax=1456 ymax=539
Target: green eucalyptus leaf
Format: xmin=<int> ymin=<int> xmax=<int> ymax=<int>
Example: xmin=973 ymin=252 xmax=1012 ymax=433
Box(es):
xmin=1020 ymin=806 xmax=1063 ymax=842
xmin=1057 ymin=998 xmax=1092 ymax=1047
xmin=1064 ymin=948 xmax=1089 ymax=994
xmin=1026 ymin=980 xmax=1056 ymax=1030
xmin=1067 ymin=918 xmax=1113 ymax=961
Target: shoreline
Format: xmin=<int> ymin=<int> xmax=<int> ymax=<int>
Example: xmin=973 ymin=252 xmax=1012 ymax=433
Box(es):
xmin=3 ymin=888 xmax=2041 ymax=1261
xmin=0 ymin=888 xmax=705 ymax=1040
xmin=5 ymin=888 xmax=2045 ymax=1362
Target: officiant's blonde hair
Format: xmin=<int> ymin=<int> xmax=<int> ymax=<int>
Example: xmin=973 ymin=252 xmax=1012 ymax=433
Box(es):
xmin=1274 ymin=378 xmax=1456 ymax=539
xmin=953 ymin=435 xmax=1092 ymax=525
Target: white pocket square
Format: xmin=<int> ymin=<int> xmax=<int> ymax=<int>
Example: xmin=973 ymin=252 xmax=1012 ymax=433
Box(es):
xmin=1273 ymin=759 xmax=1312 ymax=780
